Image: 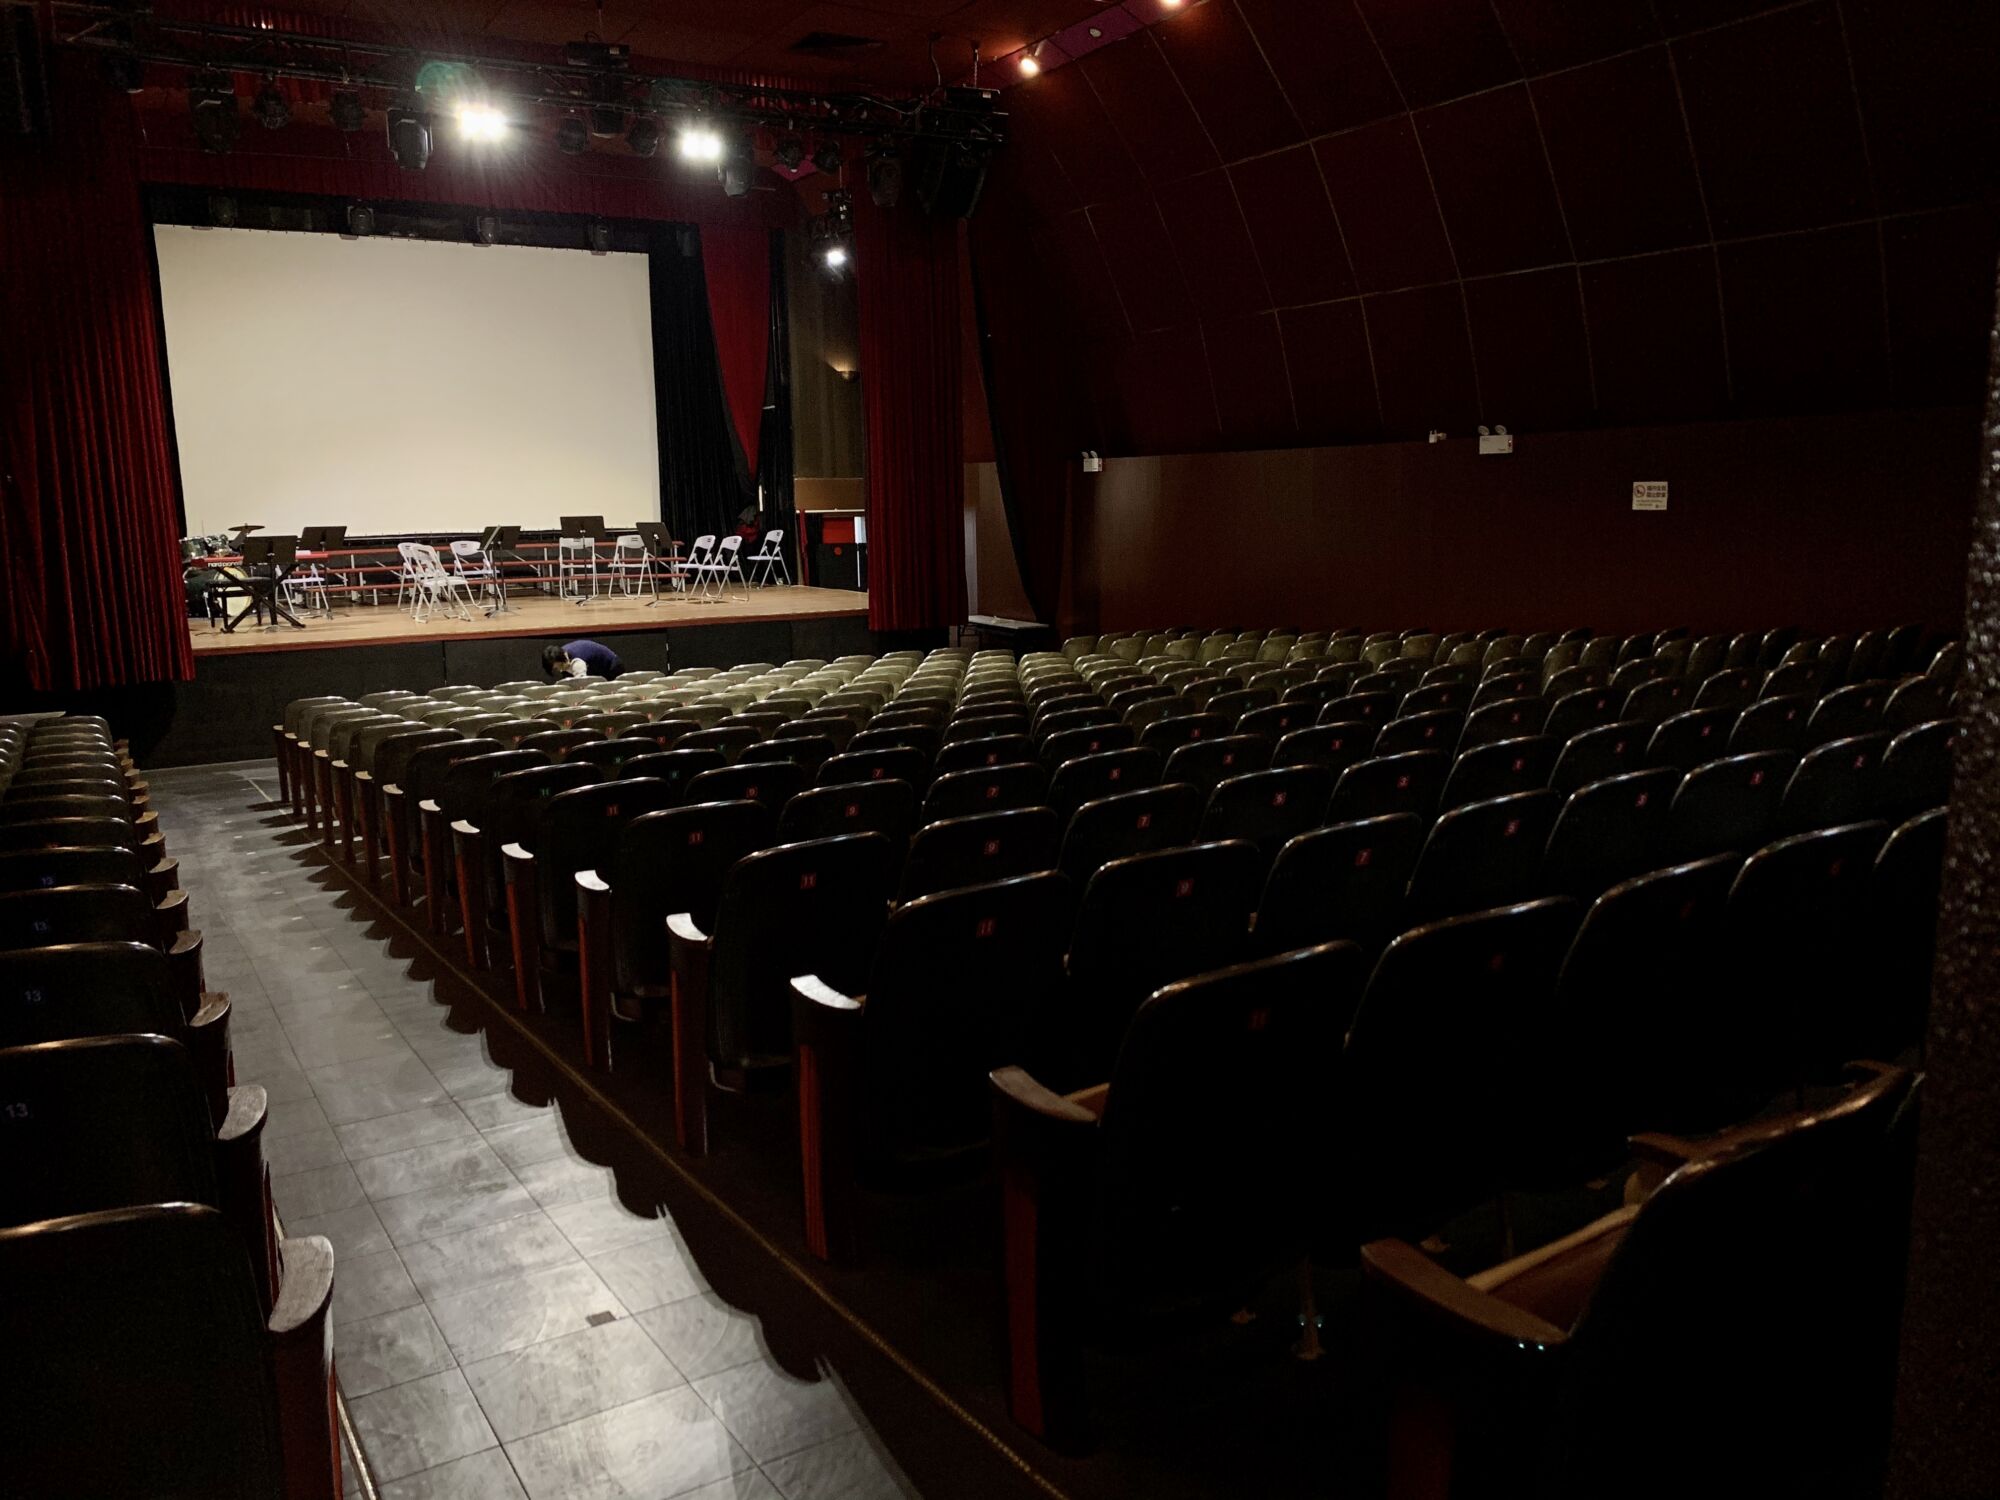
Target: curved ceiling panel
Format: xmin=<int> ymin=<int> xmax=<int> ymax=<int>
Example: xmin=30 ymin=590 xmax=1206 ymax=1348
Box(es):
xmin=973 ymin=0 xmax=2000 ymax=453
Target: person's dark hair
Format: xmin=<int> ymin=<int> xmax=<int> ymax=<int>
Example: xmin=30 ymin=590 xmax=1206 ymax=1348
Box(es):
xmin=542 ymin=643 xmax=569 ymax=679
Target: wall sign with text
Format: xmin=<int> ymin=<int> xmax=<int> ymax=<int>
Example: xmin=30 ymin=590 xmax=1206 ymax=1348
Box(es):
xmin=1632 ymin=482 xmax=1669 ymax=512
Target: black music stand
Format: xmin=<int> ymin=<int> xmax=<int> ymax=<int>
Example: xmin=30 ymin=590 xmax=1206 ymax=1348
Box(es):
xmin=228 ymin=534 xmax=305 ymax=632
xmin=635 ymin=521 xmax=678 ymax=605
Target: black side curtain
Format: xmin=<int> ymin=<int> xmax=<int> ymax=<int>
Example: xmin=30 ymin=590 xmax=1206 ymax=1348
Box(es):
xmin=756 ymin=229 xmax=797 ymax=578
xmin=649 ymin=224 xmax=747 ymax=546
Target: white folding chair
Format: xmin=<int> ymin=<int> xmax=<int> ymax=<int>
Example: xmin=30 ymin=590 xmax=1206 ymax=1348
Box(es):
xmin=450 ymin=539 xmax=507 ymax=615
xmin=394 ymin=542 xmax=422 ymax=610
xmin=713 ymin=535 xmax=747 ymax=596
xmin=408 ymin=543 xmax=473 ymax=623
xmin=609 ymin=533 xmax=655 ymax=600
xmin=683 ymin=534 xmax=720 ymax=602
xmin=745 ymin=529 xmax=790 ymax=587
xmin=557 ymin=535 xmax=597 ymax=604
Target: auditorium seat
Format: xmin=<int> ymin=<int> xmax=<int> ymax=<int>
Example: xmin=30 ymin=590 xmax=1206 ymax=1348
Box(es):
xmin=1726 ymin=821 xmax=1890 ymax=1102
xmin=921 ymin=762 xmax=1050 ymax=824
xmin=1328 ymin=749 xmax=1447 ymax=823
xmin=1056 ymin=784 xmax=1202 ymax=889
xmin=619 ymin=747 xmax=729 ymax=800
xmin=1161 ymin=734 xmax=1273 ymax=793
xmin=1407 ymin=790 xmax=1561 ymax=922
xmin=1046 ymin=747 xmax=1162 ymax=816
xmin=777 ymin=779 xmax=919 ymax=846
xmin=896 ymin=807 xmax=1060 ymax=902
xmin=449 ymin=760 xmax=607 ymax=964
xmin=1879 ymin=720 xmax=1953 ymax=819
xmin=1882 ymin=676 xmax=1948 ymax=729
xmin=1543 ymin=768 xmax=1677 ymax=898
xmin=1460 ymin=696 xmax=1552 ymax=752
xmin=934 ymin=734 xmax=1033 ymax=773
xmin=1439 ymin=735 xmax=1558 ymax=811
xmin=1807 ymin=681 xmax=1891 ymax=746
xmin=989 ymin=942 xmax=1367 ymax=1446
xmin=1197 ymin=766 xmax=1333 ymax=871
xmin=685 ymin=760 xmax=810 ymax=810
xmin=0 ymin=883 xmax=203 ymax=1011
xmin=1360 ymin=1064 xmax=1916 ymax=1500
xmin=0 ymin=1031 xmax=278 ymax=1307
xmin=1064 ymin=841 xmax=1260 ymax=1084
xmin=1664 ymin=751 xmax=1791 ymax=861
xmin=1253 ymin=814 xmax=1423 ymax=957
xmin=1870 ymin=810 xmax=1946 ymax=1057
xmin=0 ymin=1203 xmax=339 ymax=1500
xmin=502 ymin=777 xmax=677 ymax=1019
xmin=1548 ymin=720 xmax=1648 ymax=794
xmin=1778 ymin=732 xmax=1890 ymax=834
xmin=666 ymin=833 xmax=898 ymax=1152
xmin=791 ymin=871 xmax=1073 ymax=1261
xmin=395 ymin=736 xmax=507 ymax=916
xmin=819 ymin=746 xmax=930 ymax=789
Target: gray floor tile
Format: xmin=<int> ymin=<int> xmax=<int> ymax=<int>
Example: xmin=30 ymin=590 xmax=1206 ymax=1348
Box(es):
xmin=545 ymin=1196 xmax=676 ymax=1261
xmin=482 ymin=1116 xmax=573 ymax=1170
xmin=673 ymin=1474 xmax=783 ymax=1500
xmin=634 ymin=1294 xmax=766 ymax=1382
xmin=761 ymin=1432 xmax=918 ymax=1500
xmin=310 ymin=1051 xmax=449 ymax=1126
xmin=514 ymin=1154 xmax=619 ymax=1209
xmin=355 ymin=1135 xmax=516 ymax=1202
xmin=463 ymin=1318 xmax=685 ymax=1442
xmin=427 ymin=1260 xmax=628 ymax=1365
xmin=288 ymin=1201 xmax=393 ymax=1260
xmin=263 ymin=1093 xmax=334 ymax=1141
xmin=588 ymin=1236 xmax=707 ymax=1314
xmin=401 ymin=1212 xmax=580 ymax=1301
xmin=332 ymin=1248 xmax=423 ymax=1328
xmin=504 ymin=1388 xmax=755 ymax=1500
xmin=376 ymin=1178 xmax=542 ymax=1249
xmin=267 ymin=1126 xmax=351 ymax=1177
xmin=286 ymin=1014 xmax=409 ymax=1070
xmin=378 ymin=1449 xmax=529 ymax=1500
xmin=338 ymin=1303 xmax=459 ymax=1398
xmin=460 ymin=1092 xmax=556 ymax=1131
xmin=337 ymin=1102 xmax=478 ymax=1161
xmin=273 ymin=1161 xmax=369 ymax=1221
xmin=692 ymin=1363 xmax=860 ymax=1465
xmin=348 ymin=1368 xmax=498 ymax=1483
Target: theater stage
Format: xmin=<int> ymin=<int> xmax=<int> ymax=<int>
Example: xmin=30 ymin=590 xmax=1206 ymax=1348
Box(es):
xmin=153 ymin=585 xmax=880 ymax=768
xmin=187 ymin=583 xmax=869 ymax=656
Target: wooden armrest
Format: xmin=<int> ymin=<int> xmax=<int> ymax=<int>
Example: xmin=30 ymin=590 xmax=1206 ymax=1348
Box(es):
xmin=1360 ymin=1238 xmax=1571 ymax=1352
xmin=667 ymin=911 xmax=711 ymax=947
xmin=419 ymin=797 xmax=441 ymax=815
xmin=577 ymin=869 xmax=610 ymax=895
xmin=166 ymin=928 xmax=205 ymax=1019
xmin=145 ymin=854 xmax=180 ymax=901
xmin=268 ymin=1233 xmax=342 ymax=1500
xmin=355 ymin=769 xmax=373 ymax=785
xmin=450 ymin=817 xmax=479 ymax=838
xmin=792 ymin=973 xmax=863 ymax=1015
xmin=217 ymin=1083 xmax=276 ymax=1315
xmin=666 ymin=912 xmax=714 ymax=1153
xmin=188 ymin=992 xmax=233 ymax=1125
xmin=992 ymin=1065 xmax=1098 ymax=1128
xmin=1465 ymin=1203 xmax=1639 ymax=1299
xmin=502 ymin=841 xmax=533 ymax=863
xmin=1064 ymin=1083 xmax=1111 ymax=1118
xmin=155 ymin=886 xmax=191 ymax=940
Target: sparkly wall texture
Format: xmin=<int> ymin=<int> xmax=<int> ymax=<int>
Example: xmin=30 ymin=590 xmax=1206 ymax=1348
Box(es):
xmin=1889 ymin=252 xmax=2000 ymax=1497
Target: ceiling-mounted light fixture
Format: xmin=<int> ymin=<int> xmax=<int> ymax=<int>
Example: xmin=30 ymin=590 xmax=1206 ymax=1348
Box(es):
xmin=721 ymin=131 xmax=755 ymax=196
xmin=330 ymin=87 xmax=365 ymax=131
xmin=188 ymin=69 xmax=240 ymax=155
xmin=455 ymin=101 xmax=507 ymax=142
xmin=386 ymin=98 xmax=433 ymax=169
xmin=775 ymin=133 xmax=806 ymax=172
xmin=626 ymin=116 xmax=660 ymax=157
xmin=556 ymin=115 xmax=590 ymax=154
xmin=253 ymin=78 xmax=289 ymax=129
xmin=812 ymin=141 xmax=841 ymax=177
xmin=677 ymin=118 xmax=723 ymax=164
xmin=1017 ymin=43 xmax=1043 ymax=77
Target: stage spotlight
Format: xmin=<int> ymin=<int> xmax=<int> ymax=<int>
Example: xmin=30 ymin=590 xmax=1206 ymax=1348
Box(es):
xmin=721 ymin=132 xmax=755 ymax=197
xmin=330 ymin=88 xmax=365 ymax=131
xmin=189 ymin=70 xmax=240 ymax=155
xmin=866 ymin=142 xmax=901 ymax=208
xmin=677 ymin=119 xmax=723 ymax=163
xmin=253 ymin=79 xmax=289 ymax=130
xmin=590 ymin=104 xmax=625 ymax=138
xmin=588 ymin=220 xmax=612 ymax=255
xmin=556 ymin=116 xmax=589 ymax=154
xmin=813 ymin=141 xmax=841 ymax=176
xmin=775 ymin=133 xmax=806 ymax=171
xmin=473 ymin=214 xmax=499 ymax=245
xmin=386 ymin=101 xmax=432 ymax=169
xmin=345 ymin=204 xmax=375 ymax=238
xmin=1017 ymin=44 xmax=1042 ymax=77
xmin=626 ymin=116 xmax=660 ymax=157
xmin=822 ymin=243 xmax=849 ymax=271
xmin=455 ymin=102 xmax=507 ymax=142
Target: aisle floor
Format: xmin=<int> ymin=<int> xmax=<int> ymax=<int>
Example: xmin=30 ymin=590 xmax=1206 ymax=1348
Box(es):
xmin=154 ymin=761 xmax=920 ymax=1500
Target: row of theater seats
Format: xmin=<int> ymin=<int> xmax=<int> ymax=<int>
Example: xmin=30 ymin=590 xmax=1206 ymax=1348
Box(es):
xmin=0 ymin=715 xmax=341 ymax=1500
xmin=276 ymin=630 xmax=1944 ymax=1465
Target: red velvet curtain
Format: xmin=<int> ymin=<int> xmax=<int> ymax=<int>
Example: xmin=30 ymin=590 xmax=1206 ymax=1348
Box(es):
xmin=1 ymin=61 xmax=194 ymax=692
xmin=856 ymin=201 xmax=967 ymax=631
xmin=702 ymin=226 xmax=774 ymax=478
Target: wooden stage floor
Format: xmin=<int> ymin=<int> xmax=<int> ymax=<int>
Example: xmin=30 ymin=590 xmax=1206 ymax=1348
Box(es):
xmin=188 ymin=584 xmax=869 ymax=656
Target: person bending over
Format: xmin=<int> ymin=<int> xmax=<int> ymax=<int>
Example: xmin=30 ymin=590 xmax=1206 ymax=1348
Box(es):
xmin=543 ymin=639 xmax=624 ymax=680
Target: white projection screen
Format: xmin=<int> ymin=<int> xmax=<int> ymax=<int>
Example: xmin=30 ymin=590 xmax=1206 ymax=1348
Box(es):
xmin=153 ymin=225 xmax=660 ymax=537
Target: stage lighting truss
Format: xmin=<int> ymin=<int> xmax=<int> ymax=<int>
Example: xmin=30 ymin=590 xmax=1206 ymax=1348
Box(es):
xmin=54 ymin=11 xmax=1007 ymax=172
